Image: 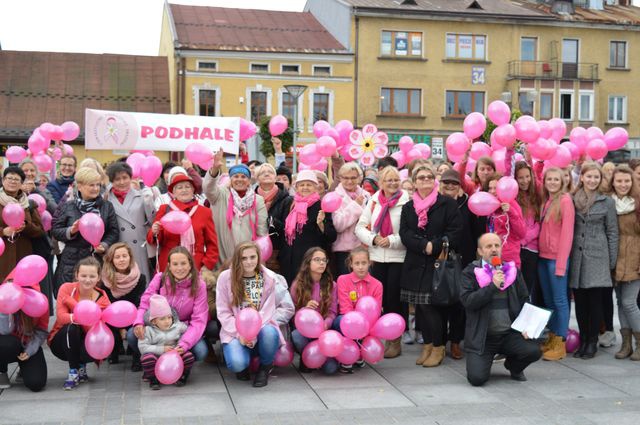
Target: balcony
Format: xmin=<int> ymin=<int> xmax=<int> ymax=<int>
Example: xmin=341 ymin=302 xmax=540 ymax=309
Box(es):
xmin=507 ymin=61 xmax=599 ymax=81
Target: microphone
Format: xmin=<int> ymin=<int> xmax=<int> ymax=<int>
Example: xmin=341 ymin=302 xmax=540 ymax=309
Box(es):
xmin=491 ymin=256 xmax=504 ymax=289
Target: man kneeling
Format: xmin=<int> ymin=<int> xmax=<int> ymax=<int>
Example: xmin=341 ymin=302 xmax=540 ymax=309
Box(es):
xmin=460 ymin=233 xmax=541 ymax=386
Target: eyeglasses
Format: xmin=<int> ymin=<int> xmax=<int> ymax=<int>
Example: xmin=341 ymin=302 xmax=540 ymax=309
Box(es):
xmin=311 ymin=257 xmax=329 ymax=264
xmin=3 ymin=177 xmax=21 ymax=183
xmin=416 ymin=175 xmax=435 ymax=181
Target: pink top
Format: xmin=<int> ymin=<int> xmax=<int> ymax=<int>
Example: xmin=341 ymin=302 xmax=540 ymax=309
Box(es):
xmin=521 ymin=207 xmax=540 ymax=253
xmin=538 ymin=194 xmax=575 ymax=277
xmin=336 ymin=272 xmax=383 ymax=315
xmin=290 ymin=280 xmax=338 ymax=329
xmin=331 ymin=184 xmax=369 ymax=252
xmin=487 ymin=199 xmax=527 ymax=267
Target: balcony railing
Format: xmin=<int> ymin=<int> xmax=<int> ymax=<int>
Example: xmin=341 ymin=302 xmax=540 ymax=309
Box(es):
xmin=507 ymin=61 xmax=599 ymax=81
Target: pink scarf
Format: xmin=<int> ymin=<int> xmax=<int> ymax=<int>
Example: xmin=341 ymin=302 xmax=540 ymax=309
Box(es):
xmin=285 ymin=192 xmax=320 ymax=245
xmin=169 ymin=201 xmax=197 ymax=255
xmin=101 ymin=262 xmax=141 ymax=299
xmin=226 ymin=188 xmax=258 ymax=241
xmin=413 ymin=181 xmax=439 ymax=229
xmin=373 ymin=190 xmax=401 ymax=237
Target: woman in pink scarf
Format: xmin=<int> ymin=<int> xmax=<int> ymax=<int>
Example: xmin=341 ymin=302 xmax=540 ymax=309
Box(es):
xmin=399 ymin=164 xmax=463 ymax=368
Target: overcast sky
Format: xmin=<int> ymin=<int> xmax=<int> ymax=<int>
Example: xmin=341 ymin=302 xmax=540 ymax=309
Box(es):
xmin=0 ymin=0 xmax=306 ymax=56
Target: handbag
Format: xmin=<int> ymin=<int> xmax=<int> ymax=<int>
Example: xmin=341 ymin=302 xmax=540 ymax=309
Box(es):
xmin=431 ymin=237 xmax=462 ymax=306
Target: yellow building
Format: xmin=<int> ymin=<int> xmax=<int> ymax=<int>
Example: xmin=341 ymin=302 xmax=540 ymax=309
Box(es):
xmin=160 ymin=2 xmax=354 ymax=162
xmin=306 ymin=0 xmax=640 ymax=159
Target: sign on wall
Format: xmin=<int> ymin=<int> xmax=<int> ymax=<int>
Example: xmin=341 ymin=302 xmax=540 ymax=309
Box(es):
xmin=431 ymin=137 xmax=444 ymax=159
xmin=472 ymin=67 xmax=485 ymax=85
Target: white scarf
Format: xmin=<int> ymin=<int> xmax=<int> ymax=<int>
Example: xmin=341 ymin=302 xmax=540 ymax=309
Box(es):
xmin=613 ymin=195 xmax=636 ymax=215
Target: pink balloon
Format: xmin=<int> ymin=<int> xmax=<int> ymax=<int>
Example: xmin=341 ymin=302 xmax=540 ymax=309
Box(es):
xmin=548 ymin=118 xmax=567 ymax=142
xmin=339 ymin=145 xmax=355 ymax=162
xmin=322 ymin=127 xmax=340 ymax=143
xmin=50 ymin=125 xmax=64 ymax=141
xmin=155 ymin=350 xmax=184 ymax=384
xmin=369 ymin=313 xmax=405 ymax=340
xmin=414 ymin=143 xmax=431 ymax=159
xmin=528 ymin=139 xmax=556 ymax=161
xmin=73 ymin=300 xmax=102 ymax=326
xmin=21 ymin=287 xmax=48 ymax=317
xmin=398 ymin=136 xmax=414 ymax=153
xmin=468 ymin=192 xmax=500 ymax=216
xmin=63 ymin=144 xmax=74 ymax=156
xmin=61 ymin=121 xmax=80 ymax=141
xmin=294 ymin=308 xmax=324 ymax=339
xmin=160 ymin=211 xmax=192 ymax=235
xmin=360 ymin=336 xmax=384 ymax=364
xmin=586 ymin=139 xmax=608 ymax=160
xmin=28 ymin=193 xmax=46 ymax=214
xmin=102 ymin=301 xmax=137 ymax=328
xmin=487 ymin=100 xmax=511 ymax=126
xmin=318 ymin=330 xmax=345 ymax=357
xmin=254 ymin=235 xmax=273 ymax=262
xmin=538 ymin=120 xmax=552 ymax=139
xmin=13 ymin=255 xmax=48 ymax=286
xmin=126 ymin=153 xmax=145 ymax=179
xmin=269 ymin=115 xmax=288 ymax=137
xmin=549 ymin=144 xmax=572 ymax=168
xmin=562 ymin=142 xmax=580 ymax=161
xmin=491 ymin=148 xmax=507 ymax=174
xmin=469 ymin=142 xmax=492 ymax=161
xmin=85 ymin=321 xmax=114 ymax=360
xmin=239 ymin=118 xmax=257 ymax=141
xmin=446 ymin=133 xmax=470 ymax=156
xmin=273 ymin=341 xmax=294 ymax=367
xmin=339 ymin=311 xmax=369 ymax=340
xmin=0 ymin=238 xmax=4 ymax=256
xmin=604 ymin=127 xmax=629 ymax=151
xmin=465 ymin=158 xmax=477 ymax=174
xmin=28 ymin=132 xmax=49 ymax=155
xmin=447 ymin=150 xmax=465 ymax=163
xmin=38 ymin=123 xmax=55 ymax=139
xmin=335 ymin=339 xmax=360 ymax=365
xmin=310 ymin=158 xmax=328 ymax=172
xmin=0 ymin=282 xmax=25 ymax=314
xmin=585 ymin=126 xmax=604 ymax=142
xmin=334 ymin=120 xmax=354 ymax=147
xmin=302 ymin=340 xmax=327 ymax=369
xmin=390 ymin=151 xmax=406 ymax=168
xmin=321 ymin=192 xmax=342 ymax=213
xmin=5 ymin=146 xmax=27 ymax=163
xmin=463 ymin=112 xmax=487 ymax=140
xmin=565 ymin=329 xmax=581 ymax=353
xmin=2 ymin=203 xmax=25 ymax=228
xmin=79 ymin=213 xmax=105 ymax=247
xmin=355 ymin=296 xmax=381 ymax=327
xmin=235 ymin=308 xmax=262 ymax=341
xmin=514 ymin=117 xmax=540 ymax=144
xmin=299 ymin=144 xmax=322 ymax=166
xmin=185 ymin=143 xmax=213 ymax=168
xmin=139 ymin=156 xmax=163 ymax=187
xmin=496 ymin=177 xmax=518 ymax=203
xmin=41 ymin=210 xmax=52 ymax=231
xmin=569 ymin=127 xmax=587 ymax=147
xmin=316 ymin=136 xmax=337 ymax=157
xmin=313 ymin=120 xmax=331 ymax=139
xmin=492 ymin=124 xmax=517 ymax=148
xmin=51 ymin=147 xmax=63 ymax=161
xmin=405 ymin=148 xmax=422 ymax=163
xmin=33 ymin=154 xmax=53 ymax=173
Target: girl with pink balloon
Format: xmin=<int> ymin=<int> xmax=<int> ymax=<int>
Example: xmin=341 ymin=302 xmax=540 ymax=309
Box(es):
xmin=216 ymin=242 xmax=283 ymax=387
xmin=129 ymin=247 xmax=208 ymax=376
xmin=0 ymin=166 xmax=46 ymax=283
xmin=138 ymin=295 xmax=195 ymax=389
xmin=48 ymin=257 xmax=111 ymax=390
xmin=290 ymin=247 xmax=339 ymax=374
xmin=51 ymin=168 xmax=119 ymax=294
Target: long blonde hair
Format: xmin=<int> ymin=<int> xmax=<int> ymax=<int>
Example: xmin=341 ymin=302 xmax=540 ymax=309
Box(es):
xmin=541 ymin=167 xmax=566 ymax=222
xmin=102 ymin=242 xmax=135 ymax=285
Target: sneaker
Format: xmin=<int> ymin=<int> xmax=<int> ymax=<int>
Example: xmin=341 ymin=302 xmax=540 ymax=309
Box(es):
xmin=149 ymin=378 xmax=160 ymax=390
xmin=0 ymin=372 xmax=11 ymax=389
xmin=598 ymin=331 xmax=616 ymax=348
xmin=63 ymin=369 xmax=79 ymax=391
xmin=354 ymin=359 xmax=365 ymax=369
xmin=402 ymin=331 xmax=414 ymax=345
xmin=339 ymin=364 xmax=353 ymax=374
xmin=78 ymin=364 xmax=89 ymax=383
xmin=415 ymin=331 xmax=424 ymax=345
xmin=493 ymin=354 xmax=506 ymax=363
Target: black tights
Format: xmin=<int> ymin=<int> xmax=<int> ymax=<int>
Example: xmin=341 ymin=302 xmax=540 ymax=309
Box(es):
xmin=573 ymin=288 xmax=605 ymax=343
xmin=49 ymin=324 xmax=95 ymax=369
xmin=416 ymin=304 xmax=449 ymax=347
xmin=371 ymin=262 xmax=408 ymax=331
xmin=0 ymin=335 xmax=47 ymax=392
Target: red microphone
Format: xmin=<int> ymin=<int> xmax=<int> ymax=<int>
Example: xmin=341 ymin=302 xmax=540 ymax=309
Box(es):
xmin=491 ymin=256 xmax=504 ymax=288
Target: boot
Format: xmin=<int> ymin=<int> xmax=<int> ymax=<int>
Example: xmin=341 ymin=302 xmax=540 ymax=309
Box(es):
xmin=582 ymin=338 xmax=598 ymax=359
xmin=423 ymin=345 xmax=446 ymax=367
xmin=615 ymin=329 xmax=633 ymax=359
xmin=541 ymin=331 xmax=556 ymax=353
xmin=416 ymin=344 xmax=433 ymax=365
xmin=175 ymin=369 xmax=190 ymax=387
xmin=450 ymin=342 xmax=463 ymax=360
xmin=253 ymin=364 xmax=272 ymax=387
xmin=573 ymin=339 xmax=587 ymax=358
xmin=631 ymin=332 xmax=640 ymax=361
xmin=543 ymin=335 xmax=566 ymax=361
xmin=383 ymin=338 xmax=401 ymax=359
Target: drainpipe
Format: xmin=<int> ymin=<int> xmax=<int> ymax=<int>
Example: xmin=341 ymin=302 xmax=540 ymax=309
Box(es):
xmin=354 ymin=15 xmax=359 ymax=128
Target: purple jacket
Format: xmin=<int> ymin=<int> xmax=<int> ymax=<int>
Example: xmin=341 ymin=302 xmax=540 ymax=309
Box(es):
xmin=289 ymin=280 xmax=338 ymax=330
xmin=134 ymin=272 xmax=208 ymax=351
xmin=216 ymin=266 xmax=285 ymax=345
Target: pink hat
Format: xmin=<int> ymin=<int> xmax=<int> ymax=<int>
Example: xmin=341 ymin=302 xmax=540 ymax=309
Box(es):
xmin=149 ymin=294 xmax=171 ymax=321
xmin=295 ymin=169 xmax=318 ymax=185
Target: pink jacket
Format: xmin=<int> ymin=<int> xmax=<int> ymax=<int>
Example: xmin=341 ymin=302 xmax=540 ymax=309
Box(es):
xmin=521 ymin=208 xmax=540 ymax=253
xmin=538 ymin=194 xmax=575 ymax=277
xmin=336 ymin=272 xmax=383 ymax=315
xmin=331 ymin=184 xmax=369 ymax=252
xmin=488 ymin=199 xmax=526 ymax=267
xmin=290 ymin=280 xmax=338 ymax=330
xmin=134 ymin=272 xmax=208 ymax=351
xmin=215 ymin=266 xmax=285 ymax=345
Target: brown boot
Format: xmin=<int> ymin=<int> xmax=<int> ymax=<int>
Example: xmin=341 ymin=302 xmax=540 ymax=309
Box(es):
xmin=541 ymin=331 xmax=556 ymax=353
xmin=416 ymin=344 xmax=433 ymax=365
xmin=423 ymin=345 xmax=446 ymax=367
xmin=542 ymin=335 xmax=566 ymax=361
xmin=384 ymin=338 xmax=401 ymax=358
xmin=615 ymin=329 xmax=632 ymax=359
xmin=631 ymin=332 xmax=640 ymax=361
xmin=450 ymin=342 xmax=463 ymax=360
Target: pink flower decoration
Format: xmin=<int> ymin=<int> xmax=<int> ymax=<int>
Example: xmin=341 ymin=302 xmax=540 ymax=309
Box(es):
xmin=346 ymin=124 xmax=389 ymax=167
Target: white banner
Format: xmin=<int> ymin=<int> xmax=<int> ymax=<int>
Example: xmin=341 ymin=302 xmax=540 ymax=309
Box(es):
xmin=84 ymin=109 xmax=240 ymax=155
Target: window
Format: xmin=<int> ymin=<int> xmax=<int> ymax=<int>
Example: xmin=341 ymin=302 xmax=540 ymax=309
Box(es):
xmin=445 ymin=91 xmax=484 ymax=117
xmin=282 ymin=93 xmax=296 ymax=121
xmin=313 ymin=94 xmax=329 ymax=123
xmin=250 ymin=92 xmax=267 ymax=124
xmin=610 ymin=41 xmax=627 ymax=68
xmin=559 ymin=92 xmax=573 ymax=120
xmin=519 ymin=92 xmax=534 ymax=116
xmin=608 ymin=96 xmax=627 ymax=122
xmin=540 ymin=93 xmax=553 ymax=119
xmin=313 ymin=65 xmax=331 ymax=76
xmin=520 ymin=37 xmax=537 ymax=61
xmin=446 ymin=34 xmax=486 ymax=60
xmin=250 ymin=63 xmax=269 ymax=73
xmin=380 ymin=88 xmax=421 ymax=116
xmin=562 ymin=39 xmax=579 ymax=78
xmin=380 ymin=31 xmax=422 ymax=57
xmin=197 ymin=61 xmax=217 ymax=72
xmin=579 ymin=91 xmax=594 ymax=121
xmin=281 ymin=64 xmax=300 ymax=74
xmin=199 ymin=90 xmax=216 ymax=116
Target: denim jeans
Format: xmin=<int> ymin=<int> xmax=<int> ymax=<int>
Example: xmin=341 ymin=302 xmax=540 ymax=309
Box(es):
xmin=126 ymin=328 xmax=209 ymax=361
xmin=537 ymin=258 xmax=570 ymax=338
xmin=615 ymin=280 xmax=640 ymax=332
xmin=222 ymin=325 xmax=279 ymax=373
xmin=291 ymin=330 xmax=339 ymax=375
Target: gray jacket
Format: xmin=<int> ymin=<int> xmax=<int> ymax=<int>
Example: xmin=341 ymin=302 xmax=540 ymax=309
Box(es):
xmin=569 ymin=194 xmax=619 ymax=289
xmin=139 ymin=310 xmax=188 ymax=356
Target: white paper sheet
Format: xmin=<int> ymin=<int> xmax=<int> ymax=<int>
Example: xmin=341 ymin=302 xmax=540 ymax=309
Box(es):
xmin=511 ymin=303 xmax=552 ymax=339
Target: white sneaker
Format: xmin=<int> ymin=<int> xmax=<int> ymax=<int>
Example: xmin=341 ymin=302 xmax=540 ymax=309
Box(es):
xmin=415 ymin=331 xmax=424 ymax=344
xmin=598 ymin=331 xmax=616 ymax=348
xmin=402 ymin=331 xmax=414 ymax=345
xmin=0 ymin=372 xmax=10 ymax=389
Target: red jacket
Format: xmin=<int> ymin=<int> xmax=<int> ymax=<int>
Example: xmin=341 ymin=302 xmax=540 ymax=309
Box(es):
xmin=336 ymin=272 xmax=383 ymax=315
xmin=487 ymin=199 xmax=526 ymax=268
xmin=147 ymin=199 xmax=219 ymax=272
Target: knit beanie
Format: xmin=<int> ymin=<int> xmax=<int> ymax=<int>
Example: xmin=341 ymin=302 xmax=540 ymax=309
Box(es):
xmin=149 ymin=294 xmax=172 ymax=321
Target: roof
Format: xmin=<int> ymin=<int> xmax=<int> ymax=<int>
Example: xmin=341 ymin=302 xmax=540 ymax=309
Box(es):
xmin=520 ymin=2 xmax=640 ymax=25
xmin=0 ymin=51 xmax=170 ymax=140
xmin=169 ymin=3 xmax=349 ymax=54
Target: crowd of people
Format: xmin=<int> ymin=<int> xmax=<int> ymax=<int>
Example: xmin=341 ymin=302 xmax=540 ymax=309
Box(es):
xmin=1 ymin=141 xmax=640 ymax=392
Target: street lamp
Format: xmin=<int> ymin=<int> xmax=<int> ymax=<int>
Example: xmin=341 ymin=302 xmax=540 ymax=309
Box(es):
xmin=284 ymin=84 xmax=307 ymax=174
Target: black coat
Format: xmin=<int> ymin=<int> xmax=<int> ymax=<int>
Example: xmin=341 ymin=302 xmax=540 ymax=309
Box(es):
xmin=399 ymin=194 xmax=462 ymax=294
xmin=103 ymin=273 xmax=147 ymax=307
xmin=267 ymin=183 xmax=292 ymax=250
xmin=459 ymin=260 xmax=529 ymax=355
xmin=277 ymin=199 xmax=337 ymax=284
xmin=52 ymin=198 xmax=119 ymax=293
xmin=455 ymin=193 xmax=486 ymax=267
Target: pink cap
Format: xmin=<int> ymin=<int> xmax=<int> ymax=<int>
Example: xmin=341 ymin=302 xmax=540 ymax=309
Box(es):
xmin=149 ymin=294 xmax=171 ymax=321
